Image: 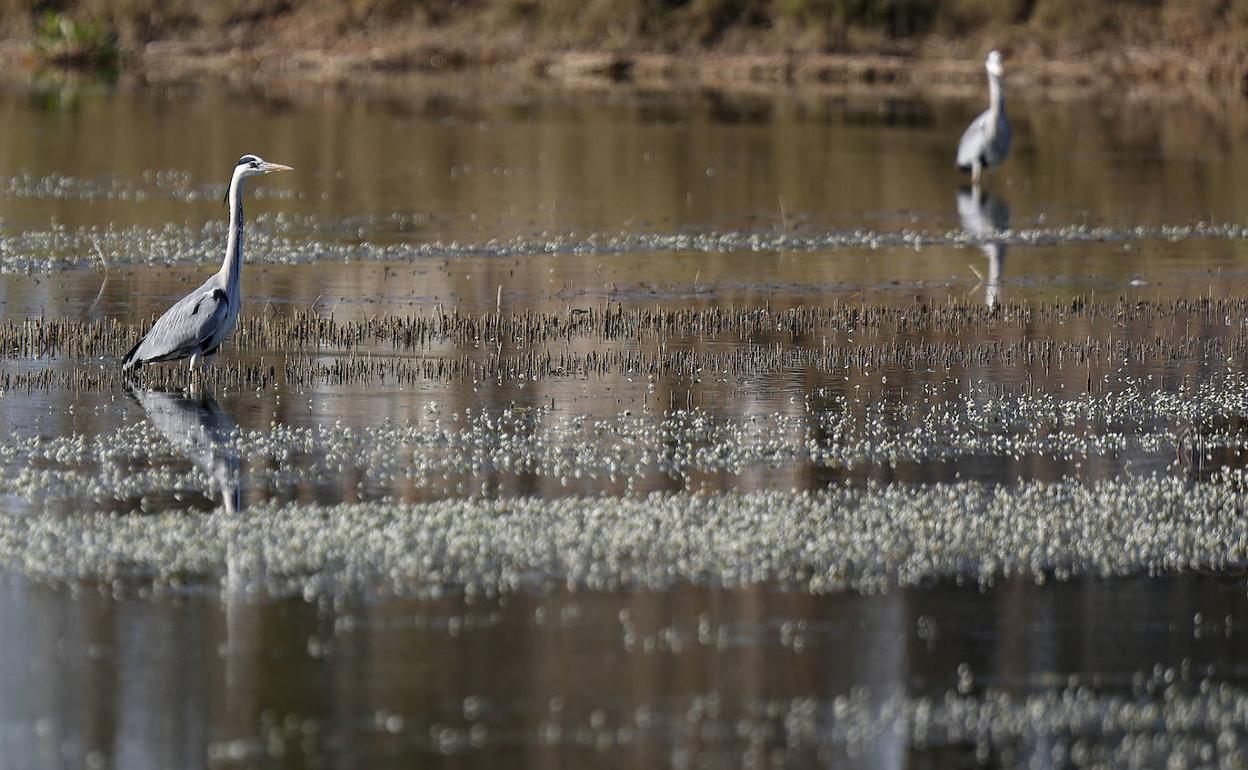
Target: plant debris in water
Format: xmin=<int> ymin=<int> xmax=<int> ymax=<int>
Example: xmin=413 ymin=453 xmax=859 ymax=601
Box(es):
xmin=2 ymin=475 xmax=1248 ymax=597
xmin=4 ymin=295 xmax=1248 ymax=595
xmin=4 ymin=373 xmax=1248 ymax=595
xmin=6 ymin=296 xmax=1248 ymax=392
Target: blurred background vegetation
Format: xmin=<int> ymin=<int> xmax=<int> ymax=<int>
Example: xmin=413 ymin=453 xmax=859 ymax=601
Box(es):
xmin=2 ymin=0 xmax=1247 ymax=69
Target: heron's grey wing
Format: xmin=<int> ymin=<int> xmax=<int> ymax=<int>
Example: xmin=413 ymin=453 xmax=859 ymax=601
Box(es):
xmin=956 ymin=110 xmax=992 ymax=169
xmin=124 ymin=284 xmax=229 ymax=368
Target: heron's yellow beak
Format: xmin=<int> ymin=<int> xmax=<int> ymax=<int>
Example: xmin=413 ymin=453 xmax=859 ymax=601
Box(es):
xmin=262 ymin=162 xmax=294 ymax=174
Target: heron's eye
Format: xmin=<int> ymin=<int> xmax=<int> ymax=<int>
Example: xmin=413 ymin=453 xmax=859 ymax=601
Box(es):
xmin=250 ymin=161 xmax=260 ymax=169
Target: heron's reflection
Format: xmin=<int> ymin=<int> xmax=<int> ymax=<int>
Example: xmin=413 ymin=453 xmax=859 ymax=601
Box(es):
xmin=956 ymin=186 xmax=1010 ymax=309
xmin=126 ymin=385 xmax=258 ymax=715
xmin=126 ymin=386 xmax=241 ymax=514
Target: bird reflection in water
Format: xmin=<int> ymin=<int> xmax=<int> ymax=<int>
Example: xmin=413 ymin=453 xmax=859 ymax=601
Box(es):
xmin=126 ymin=386 xmax=261 ymax=710
xmin=956 ymin=186 xmax=1010 ymax=309
xmin=126 ymin=385 xmax=241 ymax=514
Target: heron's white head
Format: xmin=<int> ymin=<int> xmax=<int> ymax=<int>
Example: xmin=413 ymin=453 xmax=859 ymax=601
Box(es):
xmin=234 ymin=154 xmax=294 ymax=179
xmin=985 ymin=50 xmax=1004 ymax=78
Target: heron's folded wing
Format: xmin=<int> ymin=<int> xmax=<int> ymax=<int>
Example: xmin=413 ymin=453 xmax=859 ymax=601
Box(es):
xmin=131 ymin=288 xmax=229 ymax=363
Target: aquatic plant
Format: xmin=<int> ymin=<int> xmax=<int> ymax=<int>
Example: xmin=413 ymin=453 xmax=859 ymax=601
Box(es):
xmin=31 ymin=11 xmax=118 ymax=70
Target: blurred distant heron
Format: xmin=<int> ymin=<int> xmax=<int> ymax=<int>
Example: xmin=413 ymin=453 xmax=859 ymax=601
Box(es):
xmin=122 ymin=154 xmax=292 ymax=376
xmin=956 ymin=186 xmax=1010 ymax=309
xmin=956 ymin=50 xmax=1011 ymax=189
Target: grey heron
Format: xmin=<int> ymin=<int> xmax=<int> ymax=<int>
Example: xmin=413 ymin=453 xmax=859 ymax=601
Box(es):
xmin=956 ymin=186 xmax=1009 ymax=308
xmin=956 ymin=50 xmax=1011 ymax=189
xmin=122 ymin=154 xmax=292 ymax=376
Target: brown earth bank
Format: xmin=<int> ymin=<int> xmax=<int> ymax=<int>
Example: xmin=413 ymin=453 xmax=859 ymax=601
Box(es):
xmin=0 ymin=0 xmax=1247 ymax=95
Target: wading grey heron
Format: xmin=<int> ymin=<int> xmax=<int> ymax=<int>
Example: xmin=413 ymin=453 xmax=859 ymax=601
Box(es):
xmin=956 ymin=50 xmax=1011 ymax=188
xmin=122 ymin=154 xmax=292 ymax=376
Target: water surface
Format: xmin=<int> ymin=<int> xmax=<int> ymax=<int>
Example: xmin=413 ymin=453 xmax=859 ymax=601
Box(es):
xmin=3 ymin=76 xmax=1248 ymax=768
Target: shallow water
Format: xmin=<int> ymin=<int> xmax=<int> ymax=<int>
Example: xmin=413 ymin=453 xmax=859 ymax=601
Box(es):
xmin=4 ymin=76 xmax=1248 ymax=767
xmin=4 ymin=573 xmax=1248 ymax=769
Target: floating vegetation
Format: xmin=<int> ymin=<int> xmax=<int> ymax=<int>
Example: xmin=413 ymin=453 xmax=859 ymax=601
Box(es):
xmin=3 ymin=475 xmax=1248 ymax=596
xmin=570 ymin=677 xmax=1248 ymax=769
xmin=10 ymin=369 xmax=1248 ymax=498
xmin=194 ymin=659 xmax=1248 ymax=765
xmin=4 ymin=368 xmax=1248 ymax=585
xmin=4 ymin=213 xmax=1248 ymax=272
xmin=5 ymin=296 xmax=1248 ymax=595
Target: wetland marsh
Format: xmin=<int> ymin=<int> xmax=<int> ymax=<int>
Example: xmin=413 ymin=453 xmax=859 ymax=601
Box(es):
xmin=4 ymin=77 xmax=1248 ymax=768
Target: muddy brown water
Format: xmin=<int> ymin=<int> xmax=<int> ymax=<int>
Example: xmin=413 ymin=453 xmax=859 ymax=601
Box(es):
xmin=4 ymin=77 xmax=1248 ymax=767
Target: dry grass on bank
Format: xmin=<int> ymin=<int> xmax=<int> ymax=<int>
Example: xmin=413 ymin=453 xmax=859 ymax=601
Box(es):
xmin=1 ymin=0 xmax=1247 ymax=87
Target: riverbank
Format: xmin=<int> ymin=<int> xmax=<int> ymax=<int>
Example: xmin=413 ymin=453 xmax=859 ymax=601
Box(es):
xmin=130 ymin=42 xmax=1227 ymax=93
xmin=0 ymin=0 xmax=1246 ymax=97
xmin=4 ymin=39 xmax=1240 ymax=98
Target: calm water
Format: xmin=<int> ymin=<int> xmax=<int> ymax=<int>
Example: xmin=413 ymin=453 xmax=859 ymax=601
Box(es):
xmin=3 ymin=76 xmax=1248 ymax=768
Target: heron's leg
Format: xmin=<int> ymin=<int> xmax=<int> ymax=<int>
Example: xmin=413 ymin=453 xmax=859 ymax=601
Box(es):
xmin=188 ymin=353 xmax=202 ymax=394
xmin=971 ymin=162 xmax=982 ymax=189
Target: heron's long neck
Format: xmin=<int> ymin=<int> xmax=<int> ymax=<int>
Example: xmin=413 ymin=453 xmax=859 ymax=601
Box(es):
xmin=988 ymin=73 xmax=1004 ymax=117
xmin=220 ymin=174 xmax=245 ymax=290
